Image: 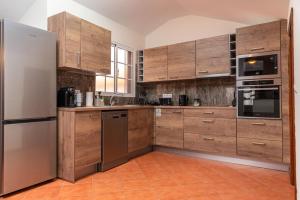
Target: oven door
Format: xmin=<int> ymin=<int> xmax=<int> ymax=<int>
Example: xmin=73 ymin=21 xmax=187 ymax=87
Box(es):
xmin=238 ymin=86 xmax=280 ymax=118
xmin=237 ymin=52 xmax=280 ymax=80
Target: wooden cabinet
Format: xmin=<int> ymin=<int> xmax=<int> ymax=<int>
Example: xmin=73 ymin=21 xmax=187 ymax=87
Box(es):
xmin=196 ymin=35 xmax=230 ymax=77
xmin=48 ymin=12 xmax=111 ymax=74
xmin=128 ymin=109 xmax=154 ymax=153
xmin=236 ymin=21 xmax=281 ymax=55
xmin=237 ymin=119 xmax=283 ymax=162
xmin=167 ymin=41 xmax=196 ymax=80
xmin=144 ymin=46 xmax=168 ymax=82
xmin=183 ymin=108 xmax=236 ymax=156
xmin=155 ymin=109 xmax=183 ymax=148
xmin=58 ymin=111 xmax=101 ymax=182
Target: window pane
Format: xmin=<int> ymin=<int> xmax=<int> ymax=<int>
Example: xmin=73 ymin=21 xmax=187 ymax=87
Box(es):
xmin=106 ymin=77 xmax=114 ymax=92
xmin=117 ymin=78 xmax=125 ymax=93
xmin=96 ymin=76 xmax=105 ymax=91
xmin=127 ymin=66 xmax=132 ymax=79
xmin=110 ymin=62 xmax=115 ymax=76
xmin=127 ymin=51 xmax=132 ymax=65
xmin=111 ymin=46 xmax=115 ymax=61
xmin=117 ymin=63 xmax=126 ymax=78
xmin=118 ymin=48 xmax=126 ymax=63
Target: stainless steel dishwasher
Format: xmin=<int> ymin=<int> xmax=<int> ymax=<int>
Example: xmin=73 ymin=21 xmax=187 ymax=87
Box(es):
xmin=101 ymin=110 xmax=128 ymax=171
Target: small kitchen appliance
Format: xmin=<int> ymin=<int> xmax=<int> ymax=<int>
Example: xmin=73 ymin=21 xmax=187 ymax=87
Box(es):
xmin=58 ymin=87 xmax=76 ymax=107
xmin=179 ymin=95 xmax=189 ymax=106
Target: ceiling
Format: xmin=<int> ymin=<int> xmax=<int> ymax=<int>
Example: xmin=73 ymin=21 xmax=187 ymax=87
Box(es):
xmin=74 ymin=0 xmax=290 ymax=35
xmin=0 ymin=0 xmax=36 ymax=21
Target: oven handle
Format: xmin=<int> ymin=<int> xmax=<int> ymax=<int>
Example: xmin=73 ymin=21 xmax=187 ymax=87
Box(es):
xmin=238 ymin=88 xmax=279 ymax=91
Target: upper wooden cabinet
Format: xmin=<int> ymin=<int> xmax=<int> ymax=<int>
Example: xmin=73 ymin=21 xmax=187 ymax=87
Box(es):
xmin=236 ymin=21 xmax=281 ymax=55
xmin=144 ymin=46 xmax=168 ymax=82
xmin=196 ymin=35 xmax=230 ymax=77
xmin=167 ymin=41 xmax=196 ymax=80
xmin=48 ymin=12 xmax=111 ymax=74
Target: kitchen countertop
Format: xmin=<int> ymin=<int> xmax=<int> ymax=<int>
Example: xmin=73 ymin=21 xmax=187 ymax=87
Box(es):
xmin=58 ymin=105 xmax=236 ymax=112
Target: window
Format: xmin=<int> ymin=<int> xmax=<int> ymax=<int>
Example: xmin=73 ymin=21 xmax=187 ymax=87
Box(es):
xmin=96 ymin=43 xmax=135 ymax=96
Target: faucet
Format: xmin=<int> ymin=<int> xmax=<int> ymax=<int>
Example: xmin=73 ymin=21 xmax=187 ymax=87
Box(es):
xmin=109 ymin=93 xmax=119 ymax=106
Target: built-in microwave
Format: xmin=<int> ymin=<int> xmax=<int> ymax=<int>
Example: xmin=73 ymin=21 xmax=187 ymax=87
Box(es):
xmin=237 ymin=79 xmax=281 ymax=119
xmin=237 ymin=51 xmax=280 ymax=80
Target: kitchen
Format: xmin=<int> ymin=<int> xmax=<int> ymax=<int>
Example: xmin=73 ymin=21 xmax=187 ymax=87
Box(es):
xmin=0 ymin=0 xmax=299 ymax=199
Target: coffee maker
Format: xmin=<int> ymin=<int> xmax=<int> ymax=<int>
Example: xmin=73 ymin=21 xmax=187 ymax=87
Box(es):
xmin=57 ymin=87 xmax=76 ymax=107
xmin=179 ymin=95 xmax=189 ymax=106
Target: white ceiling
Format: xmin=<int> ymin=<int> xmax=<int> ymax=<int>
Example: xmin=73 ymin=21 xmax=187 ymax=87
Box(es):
xmin=0 ymin=0 xmax=36 ymax=21
xmin=74 ymin=0 xmax=290 ymax=35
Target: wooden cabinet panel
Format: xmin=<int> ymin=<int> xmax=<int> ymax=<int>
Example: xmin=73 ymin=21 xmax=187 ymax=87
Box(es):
xmin=48 ymin=12 xmax=111 ymax=74
xmin=237 ymin=119 xmax=282 ymax=141
xmin=155 ymin=109 xmax=183 ymax=148
xmin=184 ymin=118 xmax=236 ymax=137
xmin=48 ymin=12 xmax=81 ymax=69
xmin=81 ymin=20 xmax=111 ymax=73
xmin=128 ymin=109 xmax=154 ymax=153
xmin=75 ymin=112 xmax=101 ymax=169
xmin=144 ymin=46 xmax=168 ymax=82
xmin=65 ymin=13 xmax=81 ymax=69
xmin=156 ymin=126 xmax=183 ymax=148
xmin=184 ymin=133 xmax=236 ymax=155
xmin=237 ymin=138 xmax=282 ymax=162
xmin=196 ymin=35 xmax=230 ymax=77
xmin=184 ymin=108 xmax=236 ymax=119
xmin=237 ymin=21 xmax=281 ymax=55
xmin=167 ymin=41 xmax=196 ymax=80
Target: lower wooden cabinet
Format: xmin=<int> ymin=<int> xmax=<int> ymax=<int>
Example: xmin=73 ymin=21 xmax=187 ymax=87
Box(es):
xmin=58 ymin=111 xmax=101 ymax=182
xmin=128 ymin=109 xmax=154 ymax=153
xmin=237 ymin=119 xmax=283 ymax=162
xmin=155 ymin=109 xmax=184 ymax=148
xmin=184 ymin=133 xmax=236 ymax=155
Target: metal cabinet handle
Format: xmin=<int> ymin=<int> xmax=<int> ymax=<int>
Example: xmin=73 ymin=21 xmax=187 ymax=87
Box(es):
xmin=76 ymin=52 xmax=80 ymax=65
xmin=158 ymin=77 xmax=166 ymax=80
xmin=173 ymin=111 xmax=182 ymax=114
xmin=202 ymin=120 xmax=214 ymax=123
xmin=252 ymin=142 xmax=266 ymax=146
xmin=250 ymin=47 xmax=265 ymax=51
xmin=169 ymin=76 xmax=179 ymax=79
xmin=251 ymin=123 xmax=266 ymax=126
xmin=204 ymin=112 xmax=214 ymax=115
xmin=204 ymin=137 xmax=215 ymax=141
xmin=198 ymin=71 xmax=208 ymax=73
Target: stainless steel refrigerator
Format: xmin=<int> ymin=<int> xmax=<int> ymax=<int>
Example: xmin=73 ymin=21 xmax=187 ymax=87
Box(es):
xmin=0 ymin=20 xmax=57 ymax=195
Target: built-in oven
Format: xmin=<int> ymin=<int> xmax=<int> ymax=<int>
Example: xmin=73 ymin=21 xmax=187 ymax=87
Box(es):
xmin=237 ymin=51 xmax=280 ymax=80
xmin=237 ymin=79 xmax=281 ymax=119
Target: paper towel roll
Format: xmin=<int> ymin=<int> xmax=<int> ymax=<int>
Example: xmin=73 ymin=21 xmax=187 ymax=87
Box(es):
xmin=86 ymin=92 xmax=94 ymax=107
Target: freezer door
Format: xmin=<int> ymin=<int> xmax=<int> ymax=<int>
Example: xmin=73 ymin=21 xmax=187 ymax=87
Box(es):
xmin=3 ymin=20 xmax=56 ymax=120
xmin=2 ymin=120 xmax=57 ymax=195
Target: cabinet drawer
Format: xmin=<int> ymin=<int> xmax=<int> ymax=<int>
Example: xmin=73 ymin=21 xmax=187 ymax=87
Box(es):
xmin=184 ymin=108 xmax=236 ymax=119
xmin=75 ymin=112 xmax=101 ymax=169
xmin=184 ymin=118 xmax=236 ymax=137
xmin=237 ymin=138 xmax=282 ymax=162
xmin=184 ymin=133 xmax=236 ymax=155
xmin=237 ymin=119 xmax=282 ymax=140
xmin=155 ymin=126 xmax=183 ymax=149
xmin=156 ymin=109 xmax=183 ymax=128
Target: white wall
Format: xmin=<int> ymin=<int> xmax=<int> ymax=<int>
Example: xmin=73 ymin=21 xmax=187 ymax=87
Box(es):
xmin=19 ymin=0 xmax=47 ymax=30
xmin=145 ymin=15 xmax=247 ymax=48
xmin=47 ymin=0 xmax=145 ymax=50
xmin=289 ymin=0 xmax=300 ymax=199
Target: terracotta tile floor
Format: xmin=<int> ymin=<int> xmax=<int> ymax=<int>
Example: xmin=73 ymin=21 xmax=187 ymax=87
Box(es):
xmin=2 ymin=151 xmax=295 ymax=200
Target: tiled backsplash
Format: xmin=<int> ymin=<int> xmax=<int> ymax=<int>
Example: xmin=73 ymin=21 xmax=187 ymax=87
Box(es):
xmin=57 ymin=70 xmax=235 ymax=106
xmin=137 ymin=77 xmax=236 ymax=106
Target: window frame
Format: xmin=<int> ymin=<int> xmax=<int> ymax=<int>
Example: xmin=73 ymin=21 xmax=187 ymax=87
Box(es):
xmin=96 ymin=42 xmax=136 ymax=97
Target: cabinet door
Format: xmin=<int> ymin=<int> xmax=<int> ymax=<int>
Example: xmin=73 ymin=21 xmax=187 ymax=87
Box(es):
xmin=48 ymin=12 xmax=81 ymax=69
xmin=128 ymin=109 xmax=154 ymax=153
xmin=81 ymin=20 xmax=111 ymax=74
xmin=237 ymin=21 xmax=280 ymax=55
xmin=167 ymin=41 xmax=196 ymax=80
xmin=144 ymin=47 xmax=168 ymax=82
xmin=75 ymin=112 xmax=101 ymax=169
xmin=196 ymin=35 xmax=230 ymax=77
xmin=155 ymin=109 xmax=183 ymax=148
